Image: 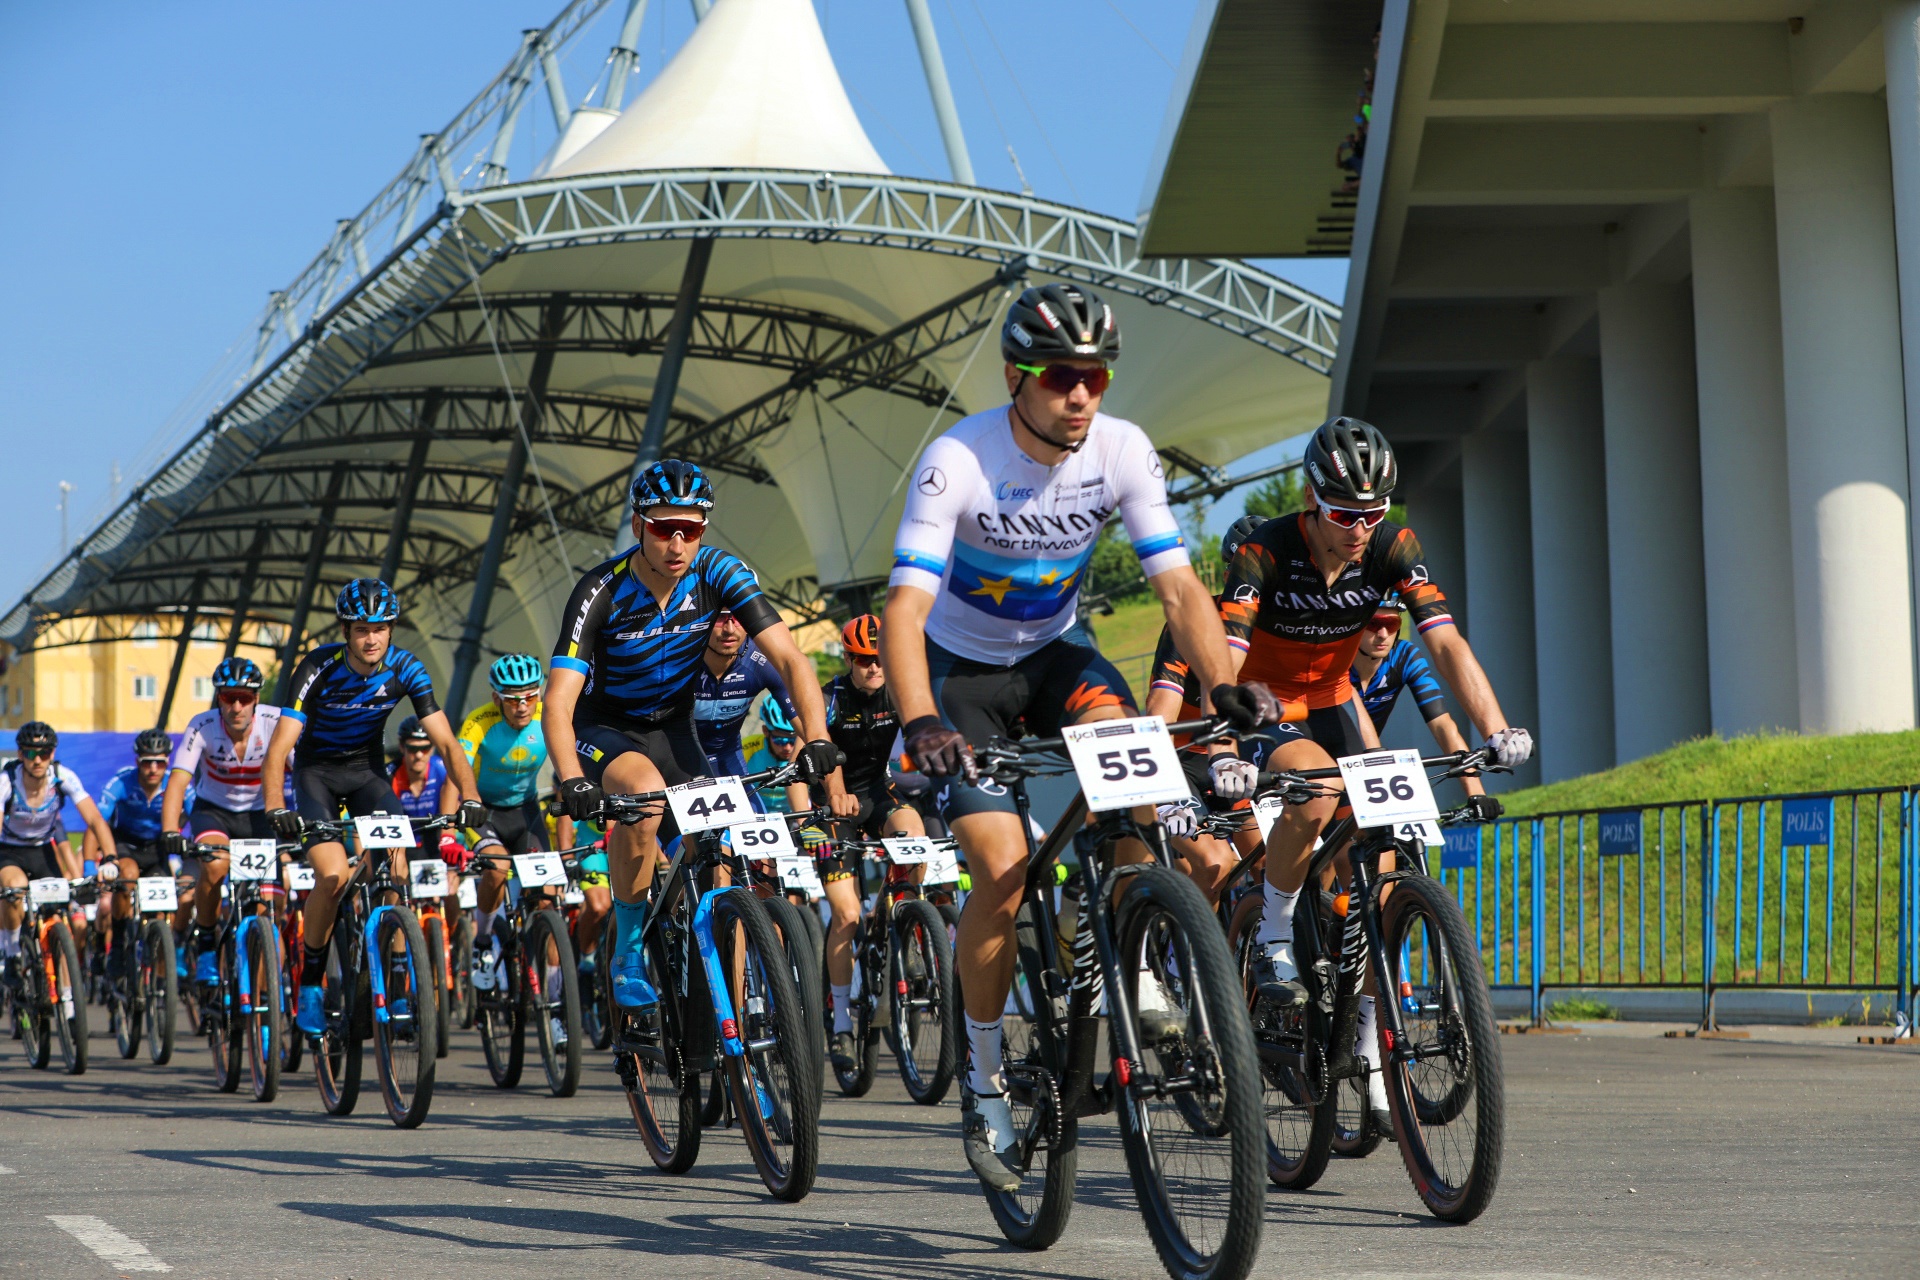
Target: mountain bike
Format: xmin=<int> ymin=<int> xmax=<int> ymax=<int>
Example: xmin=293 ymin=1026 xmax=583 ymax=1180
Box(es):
xmin=1227 ymin=748 xmax=1506 ymax=1222
xmin=827 ymin=835 xmax=959 ymax=1105
xmin=98 ymin=867 xmax=182 ymax=1064
xmin=301 ymin=814 xmax=445 ymax=1128
xmin=467 ymin=844 xmax=586 ymax=1097
xmin=185 ymin=839 xmax=288 ymax=1101
xmin=405 ymin=852 xmax=460 ymax=1061
xmin=1 ymin=877 xmax=89 ymax=1074
xmin=603 ymin=767 xmax=820 ymax=1201
xmin=967 ymin=717 xmax=1265 ymax=1280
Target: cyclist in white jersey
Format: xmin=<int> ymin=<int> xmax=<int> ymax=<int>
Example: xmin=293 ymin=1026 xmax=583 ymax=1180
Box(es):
xmin=881 ymin=284 xmax=1278 ymax=1188
xmin=0 ymin=723 xmax=113 ymax=963
xmin=160 ymin=657 xmax=283 ymax=983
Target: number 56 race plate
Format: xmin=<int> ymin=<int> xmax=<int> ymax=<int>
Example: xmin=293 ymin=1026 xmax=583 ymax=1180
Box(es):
xmin=1338 ymin=749 xmax=1440 ymax=829
xmin=1062 ymin=716 xmax=1190 ymax=812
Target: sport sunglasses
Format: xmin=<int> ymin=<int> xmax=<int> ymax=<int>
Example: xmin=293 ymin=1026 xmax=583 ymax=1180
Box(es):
xmin=644 ymin=516 xmax=708 ymax=542
xmin=216 ymin=689 xmax=258 ymax=706
xmin=1318 ymin=499 xmax=1391 ymax=530
xmin=1014 ymin=363 xmax=1114 ymax=396
xmin=16 ymin=747 xmax=51 ymax=761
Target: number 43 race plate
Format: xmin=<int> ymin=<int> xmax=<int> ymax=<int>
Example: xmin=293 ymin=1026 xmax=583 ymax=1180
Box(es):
xmin=1062 ymin=716 xmax=1190 ymax=812
xmin=1338 ymin=749 xmax=1441 ymax=830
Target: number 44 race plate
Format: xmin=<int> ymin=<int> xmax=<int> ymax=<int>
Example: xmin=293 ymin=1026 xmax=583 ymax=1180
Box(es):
xmin=1338 ymin=749 xmax=1441 ymax=830
xmin=1062 ymin=716 xmax=1190 ymax=812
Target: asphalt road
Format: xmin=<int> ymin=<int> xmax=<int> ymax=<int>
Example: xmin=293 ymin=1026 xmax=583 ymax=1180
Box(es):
xmin=1 ymin=1020 xmax=1914 ymax=1279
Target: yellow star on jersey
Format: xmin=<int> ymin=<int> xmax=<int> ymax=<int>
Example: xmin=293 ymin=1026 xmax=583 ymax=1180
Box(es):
xmin=969 ymin=575 xmax=1016 ymax=606
xmin=1053 ymin=570 xmax=1079 ymax=595
xmin=1038 ymin=570 xmax=1059 ymax=586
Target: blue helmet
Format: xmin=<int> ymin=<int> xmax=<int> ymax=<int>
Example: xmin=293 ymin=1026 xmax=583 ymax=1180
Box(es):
xmin=759 ymin=695 xmax=796 ymax=738
xmin=630 ymin=459 xmax=715 ymax=513
xmin=488 ymin=653 xmax=543 ymax=693
xmin=336 ymin=577 xmax=400 ymax=624
xmin=210 ymin=656 xmax=264 ymax=690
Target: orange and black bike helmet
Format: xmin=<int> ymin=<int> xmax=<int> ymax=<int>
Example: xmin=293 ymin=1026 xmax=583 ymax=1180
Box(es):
xmin=841 ymin=613 xmax=880 ymax=658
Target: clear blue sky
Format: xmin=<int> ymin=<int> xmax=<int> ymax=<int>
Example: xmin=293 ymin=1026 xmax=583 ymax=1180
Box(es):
xmin=0 ymin=0 xmax=1346 ymax=609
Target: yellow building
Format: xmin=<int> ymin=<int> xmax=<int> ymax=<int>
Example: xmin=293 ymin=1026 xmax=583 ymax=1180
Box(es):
xmin=0 ymin=615 xmax=283 ymax=735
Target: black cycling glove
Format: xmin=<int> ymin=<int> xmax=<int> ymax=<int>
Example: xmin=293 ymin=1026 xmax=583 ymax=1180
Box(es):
xmin=795 ymin=739 xmax=847 ymax=784
xmin=1211 ymin=682 xmax=1281 ymax=732
xmin=160 ymin=831 xmax=191 ymax=858
xmin=454 ymin=798 xmax=487 ymax=830
xmin=559 ymin=777 xmax=604 ymax=822
xmin=267 ymin=808 xmax=303 ymax=840
xmin=903 ymin=716 xmax=976 ymax=782
xmin=1466 ymin=794 xmax=1505 ymax=823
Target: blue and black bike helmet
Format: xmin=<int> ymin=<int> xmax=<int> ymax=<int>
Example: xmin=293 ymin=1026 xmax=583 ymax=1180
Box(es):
xmin=210 ymin=656 xmax=264 ymax=690
xmin=336 ymin=577 xmax=400 ymax=624
xmin=759 ymin=695 xmax=796 ymax=741
xmin=488 ymin=653 xmax=544 ymax=693
xmin=630 ymin=459 xmax=715 ymax=513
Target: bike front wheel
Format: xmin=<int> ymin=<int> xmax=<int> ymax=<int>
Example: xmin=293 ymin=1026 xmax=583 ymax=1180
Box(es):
xmin=1378 ymin=873 xmax=1504 ymax=1223
xmin=142 ymin=921 xmax=177 ymax=1066
xmin=524 ymin=909 xmax=583 ymax=1098
xmin=371 ymin=907 xmax=438 ymax=1128
xmin=243 ymin=919 xmax=284 ymax=1102
xmin=423 ymin=913 xmax=450 ymax=1060
xmin=762 ymin=895 xmax=824 ymax=1074
xmin=890 ymin=898 xmax=957 ymax=1104
xmin=713 ymin=888 xmax=819 ymax=1201
xmin=1115 ymin=866 xmax=1264 ymax=1280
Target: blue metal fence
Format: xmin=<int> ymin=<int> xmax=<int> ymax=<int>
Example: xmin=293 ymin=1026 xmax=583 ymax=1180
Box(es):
xmin=1430 ymin=784 xmax=1914 ymax=1027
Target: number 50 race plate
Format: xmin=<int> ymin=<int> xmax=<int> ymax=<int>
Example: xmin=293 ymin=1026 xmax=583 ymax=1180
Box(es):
xmin=1062 ymin=716 xmax=1190 ymax=812
xmin=1338 ymin=749 xmax=1441 ymax=829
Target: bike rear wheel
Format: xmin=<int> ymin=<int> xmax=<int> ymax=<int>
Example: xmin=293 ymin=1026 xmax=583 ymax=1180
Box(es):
xmin=371 ymin=907 xmax=438 ymax=1128
xmin=47 ymin=924 xmax=87 ymax=1075
xmin=115 ymin=919 xmax=143 ymax=1060
xmin=525 ymin=909 xmax=583 ymax=1098
xmin=17 ymin=933 xmax=51 ymax=1069
xmin=1226 ymin=894 xmax=1335 ymax=1190
xmin=478 ymin=933 xmax=526 ymax=1089
xmin=450 ymin=914 xmax=476 ymax=1030
xmin=830 ymin=924 xmax=878 ymax=1099
xmin=315 ymin=933 xmax=362 ymax=1116
xmin=713 ymin=888 xmax=819 ymax=1201
xmin=1378 ymin=873 xmax=1504 ymax=1222
xmin=890 ymin=898 xmax=957 ymax=1104
xmin=210 ymin=932 xmax=242 ymax=1093
xmin=984 ymin=897 xmax=1077 ymax=1250
xmin=142 ymin=921 xmax=177 ymax=1065
xmin=622 ymin=924 xmax=701 ymax=1174
xmin=1332 ymin=1075 xmax=1381 ymax=1157
xmin=1115 ymin=867 xmax=1263 ymax=1280
xmin=423 ymin=914 xmax=451 ymax=1060
xmin=243 ymin=919 xmax=284 ymax=1102
xmin=763 ymin=895 xmax=824 ymax=1075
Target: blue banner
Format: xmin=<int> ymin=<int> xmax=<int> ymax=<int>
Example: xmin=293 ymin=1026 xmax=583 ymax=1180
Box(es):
xmin=1780 ymin=797 xmax=1830 ymax=847
xmin=1441 ymin=825 xmax=1480 ymax=869
xmin=1598 ymin=809 xmax=1642 ymax=856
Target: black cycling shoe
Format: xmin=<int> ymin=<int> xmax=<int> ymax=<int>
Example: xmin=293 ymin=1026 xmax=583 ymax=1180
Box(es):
xmin=829 ymin=1029 xmax=859 ymax=1069
xmin=961 ymin=1090 xmax=1021 ymax=1193
xmin=1253 ymin=948 xmax=1308 ymax=1009
xmin=1371 ymin=1107 xmax=1394 ymax=1137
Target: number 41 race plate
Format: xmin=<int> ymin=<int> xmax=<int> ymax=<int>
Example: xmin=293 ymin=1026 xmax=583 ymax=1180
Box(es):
xmin=1062 ymin=716 xmax=1190 ymax=812
xmin=1338 ymin=749 xmax=1441 ymax=830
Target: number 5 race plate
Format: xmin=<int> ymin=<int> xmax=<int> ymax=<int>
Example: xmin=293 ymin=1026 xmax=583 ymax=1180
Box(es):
xmin=1062 ymin=716 xmax=1190 ymax=812
xmin=1338 ymin=749 xmax=1440 ymax=830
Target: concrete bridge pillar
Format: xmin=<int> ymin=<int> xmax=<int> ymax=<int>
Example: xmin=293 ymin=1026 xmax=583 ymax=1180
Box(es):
xmin=1883 ymin=2 xmax=1920 ymax=708
xmin=1460 ymin=431 xmax=1539 ymax=791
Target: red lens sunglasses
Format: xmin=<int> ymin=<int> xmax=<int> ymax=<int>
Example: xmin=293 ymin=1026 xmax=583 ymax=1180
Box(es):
xmin=645 ymin=517 xmax=708 ymax=542
xmin=1014 ymin=363 xmax=1113 ymax=396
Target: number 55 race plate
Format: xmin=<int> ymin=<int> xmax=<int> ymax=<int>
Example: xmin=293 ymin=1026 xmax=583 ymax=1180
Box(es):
xmin=1062 ymin=716 xmax=1190 ymax=812
xmin=1338 ymin=749 xmax=1440 ymax=830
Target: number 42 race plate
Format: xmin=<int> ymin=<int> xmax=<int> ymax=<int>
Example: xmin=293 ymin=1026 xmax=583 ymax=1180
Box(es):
xmin=1062 ymin=716 xmax=1190 ymax=812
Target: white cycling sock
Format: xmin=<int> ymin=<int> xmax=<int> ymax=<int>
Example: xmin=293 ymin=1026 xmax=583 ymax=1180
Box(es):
xmin=1257 ymin=882 xmax=1301 ymax=949
xmin=830 ymin=983 xmax=853 ymax=1034
xmin=1358 ymin=994 xmax=1389 ymax=1109
xmin=966 ymin=1015 xmax=1005 ymax=1096
xmin=473 ymin=906 xmax=501 ymax=945
xmin=0 ymin=932 xmax=16 ymax=958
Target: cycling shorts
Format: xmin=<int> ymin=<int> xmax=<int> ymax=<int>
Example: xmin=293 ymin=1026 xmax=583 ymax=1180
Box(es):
xmin=576 ymin=848 xmax=610 ymax=889
xmin=113 ymin=837 xmax=167 ymax=877
xmin=1263 ymin=702 xmax=1370 ymax=763
xmin=0 ymin=841 xmax=57 ymax=879
xmin=293 ymin=761 xmax=400 ymax=851
xmin=474 ymin=798 xmax=548 ymax=857
xmin=922 ymin=635 xmax=1134 ymax=822
xmin=188 ymin=800 xmax=274 ymax=844
xmin=572 ymin=720 xmax=706 ymax=790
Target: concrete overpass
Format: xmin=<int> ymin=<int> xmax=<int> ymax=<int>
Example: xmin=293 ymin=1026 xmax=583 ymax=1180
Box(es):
xmin=1144 ymin=1 xmax=1920 ymax=786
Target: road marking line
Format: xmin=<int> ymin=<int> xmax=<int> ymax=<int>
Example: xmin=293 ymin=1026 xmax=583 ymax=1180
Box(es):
xmin=46 ymin=1216 xmax=171 ymax=1272
xmin=0 ymin=1165 xmax=14 ymax=1174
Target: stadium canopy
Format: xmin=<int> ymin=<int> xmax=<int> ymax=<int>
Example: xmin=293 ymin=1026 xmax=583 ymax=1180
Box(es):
xmin=3 ymin=0 xmax=1341 ymax=716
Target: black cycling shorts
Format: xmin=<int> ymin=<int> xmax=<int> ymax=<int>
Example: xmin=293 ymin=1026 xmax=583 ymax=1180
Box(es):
xmin=0 ymin=842 xmax=57 ymax=879
xmin=475 ymin=798 xmax=548 ymax=857
xmin=922 ymin=635 xmax=1134 ymax=822
xmin=113 ymin=837 xmax=168 ymax=877
xmin=1261 ymin=702 xmax=1370 ymax=763
xmin=188 ymin=800 xmax=274 ymax=844
xmin=573 ymin=719 xmax=707 ymax=790
xmin=293 ymin=760 xmax=400 ymax=850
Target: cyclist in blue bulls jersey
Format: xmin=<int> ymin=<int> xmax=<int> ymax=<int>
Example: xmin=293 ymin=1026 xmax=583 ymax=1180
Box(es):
xmin=880 ymin=283 xmax=1279 ymax=1187
xmin=1352 ymin=597 xmax=1492 ymax=808
xmin=89 ymin=729 xmax=190 ymax=959
xmin=262 ymin=578 xmax=485 ymax=1035
xmin=692 ymin=609 xmax=799 ymax=782
xmin=545 ymin=460 xmax=850 ymax=1011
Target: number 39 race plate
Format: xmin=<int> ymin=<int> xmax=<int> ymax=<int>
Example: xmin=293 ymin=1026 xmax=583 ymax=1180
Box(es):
xmin=1338 ymin=749 xmax=1441 ymax=829
xmin=1062 ymin=716 xmax=1190 ymax=812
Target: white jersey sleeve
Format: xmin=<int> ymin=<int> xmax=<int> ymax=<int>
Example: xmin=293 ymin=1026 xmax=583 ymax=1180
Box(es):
xmin=890 ymin=433 xmax=987 ymax=597
xmin=54 ymin=764 xmax=90 ymax=806
xmin=170 ymin=716 xmax=209 ymax=780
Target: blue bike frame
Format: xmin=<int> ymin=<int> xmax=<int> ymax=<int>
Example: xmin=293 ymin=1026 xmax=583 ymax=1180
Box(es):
xmin=362 ymin=903 xmax=413 ymax=1025
xmin=232 ymin=914 xmax=279 ymax=1019
xmin=691 ymin=888 xmax=746 ymax=1058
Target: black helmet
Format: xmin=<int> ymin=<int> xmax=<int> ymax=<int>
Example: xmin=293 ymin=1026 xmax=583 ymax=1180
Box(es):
xmin=15 ymin=721 xmax=55 ymax=752
xmin=1001 ymin=284 xmax=1121 ymax=365
xmin=211 ymin=656 xmax=264 ymax=690
xmin=134 ymin=728 xmax=172 ymax=760
xmin=336 ymin=577 xmax=400 ymax=623
xmin=396 ymin=715 xmax=431 ymax=746
xmin=630 ymin=459 xmax=715 ymax=513
xmin=1222 ymin=514 xmax=1265 ymax=564
xmin=1302 ymin=416 xmax=1396 ymax=505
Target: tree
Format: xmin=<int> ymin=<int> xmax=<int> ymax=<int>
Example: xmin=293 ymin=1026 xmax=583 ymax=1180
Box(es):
xmin=1083 ymin=523 xmax=1150 ymax=602
xmin=1242 ymin=469 xmax=1309 ymax=522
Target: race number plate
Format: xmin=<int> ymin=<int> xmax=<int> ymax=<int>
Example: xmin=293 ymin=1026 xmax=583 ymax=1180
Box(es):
xmin=228 ymin=840 xmax=278 ymax=882
xmin=921 ymin=841 xmax=961 ymax=886
xmin=1062 ymin=716 xmax=1190 ymax=811
xmin=284 ymin=864 xmax=317 ymax=893
xmin=728 ymin=816 xmax=796 ymax=861
xmin=354 ymin=814 xmax=416 ymax=849
xmin=511 ymin=852 xmax=568 ymax=888
xmin=456 ymin=878 xmax=478 ymax=909
xmin=137 ymin=876 xmax=178 ymax=912
xmin=1337 ymin=749 xmax=1440 ymax=830
xmin=776 ymin=855 xmax=824 ymax=896
xmin=1252 ymin=795 xmax=1287 ymax=842
xmin=881 ymin=836 xmax=937 ymax=865
xmin=27 ymin=878 xmax=69 ymax=907
xmin=410 ymin=858 xmax=450 ymax=899
xmin=1393 ymin=819 xmax=1445 ymax=848
xmin=665 ymin=776 xmax=753 ymax=833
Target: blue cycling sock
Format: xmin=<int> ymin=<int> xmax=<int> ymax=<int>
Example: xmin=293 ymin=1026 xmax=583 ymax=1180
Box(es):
xmin=612 ymin=897 xmax=647 ymax=959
